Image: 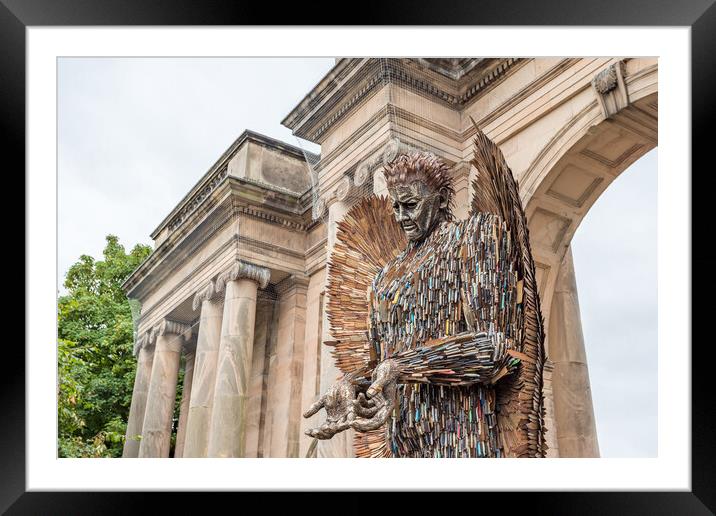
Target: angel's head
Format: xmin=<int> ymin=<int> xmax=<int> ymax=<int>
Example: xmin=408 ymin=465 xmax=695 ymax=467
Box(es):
xmin=383 ymin=150 xmax=455 ymax=243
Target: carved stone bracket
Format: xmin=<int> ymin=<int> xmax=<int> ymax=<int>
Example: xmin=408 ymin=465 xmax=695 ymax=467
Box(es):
xmin=192 ymin=279 xmax=219 ymax=311
xmin=215 ymin=259 xmax=271 ymax=293
xmin=591 ymin=60 xmax=629 ymax=119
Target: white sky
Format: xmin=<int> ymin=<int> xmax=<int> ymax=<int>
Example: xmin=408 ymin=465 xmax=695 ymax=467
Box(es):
xmin=58 ymin=57 xmax=656 ymax=458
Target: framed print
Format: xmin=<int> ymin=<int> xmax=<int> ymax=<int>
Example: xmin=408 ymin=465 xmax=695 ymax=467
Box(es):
xmin=9 ymin=0 xmax=713 ymax=513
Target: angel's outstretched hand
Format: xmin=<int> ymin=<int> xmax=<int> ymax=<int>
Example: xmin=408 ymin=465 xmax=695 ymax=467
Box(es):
xmin=303 ymin=374 xmax=358 ymax=440
xmin=351 ymin=359 xmax=400 ymax=432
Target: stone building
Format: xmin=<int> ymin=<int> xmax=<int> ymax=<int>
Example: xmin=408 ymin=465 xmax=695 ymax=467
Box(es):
xmin=121 ymin=58 xmax=658 ymax=458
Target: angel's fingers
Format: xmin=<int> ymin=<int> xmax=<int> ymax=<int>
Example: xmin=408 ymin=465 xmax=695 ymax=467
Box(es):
xmin=352 ymin=407 xmax=390 ymax=432
xmin=357 ymin=392 xmax=376 ymax=406
xmin=303 ymin=395 xmax=326 ymax=418
xmin=331 ymin=419 xmax=353 ymax=434
xmin=305 ymin=427 xmax=322 ymax=439
xmin=366 ymin=379 xmax=386 ymax=399
xmin=351 ymin=416 xmax=383 ymax=432
xmin=354 ymin=399 xmax=380 ymax=418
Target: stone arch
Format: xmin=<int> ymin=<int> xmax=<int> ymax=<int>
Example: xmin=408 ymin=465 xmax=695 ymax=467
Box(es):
xmin=521 ymin=60 xmax=657 ymax=456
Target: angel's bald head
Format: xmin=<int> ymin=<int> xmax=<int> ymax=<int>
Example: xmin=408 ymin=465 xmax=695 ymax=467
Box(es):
xmin=383 ymin=151 xmax=455 ymax=242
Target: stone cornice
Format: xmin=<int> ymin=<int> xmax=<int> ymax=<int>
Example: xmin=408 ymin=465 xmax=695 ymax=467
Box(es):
xmin=123 ymin=179 xmax=312 ymax=297
xmin=415 ymin=58 xmax=485 ymax=81
xmin=236 ymin=204 xmax=307 ymax=232
xmin=307 ymin=58 xmax=540 ymax=175
xmin=167 ymin=167 xmax=228 ymax=234
xmin=282 ymin=58 xmax=521 ymax=143
xmin=215 ymin=259 xmax=271 ymax=292
xmin=281 ymin=59 xmax=367 ymax=135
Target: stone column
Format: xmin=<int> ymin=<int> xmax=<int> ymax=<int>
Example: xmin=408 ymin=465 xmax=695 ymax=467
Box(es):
xmin=318 ymin=200 xmax=355 ymax=458
xmin=298 ymin=271 xmax=325 ymax=458
xmin=183 ymin=281 xmax=223 ymax=458
xmin=244 ymin=296 xmax=273 ymax=458
xmin=122 ymin=332 xmax=155 ymax=458
xmin=265 ymin=274 xmax=309 ymax=457
xmin=549 ymin=246 xmax=600 ymax=457
xmin=173 ymin=340 xmax=196 ymax=458
xmin=138 ymin=319 xmax=191 ymax=458
xmin=207 ymin=260 xmax=270 ymax=458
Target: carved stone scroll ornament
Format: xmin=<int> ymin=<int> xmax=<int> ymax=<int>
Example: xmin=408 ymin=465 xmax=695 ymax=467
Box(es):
xmin=353 ymin=161 xmax=372 ymax=188
xmin=591 ymin=60 xmax=629 ymax=119
xmin=334 ymin=175 xmax=353 ymax=202
xmin=382 ymin=137 xmax=402 ymax=165
xmin=214 ymin=260 xmax=271 ymax=293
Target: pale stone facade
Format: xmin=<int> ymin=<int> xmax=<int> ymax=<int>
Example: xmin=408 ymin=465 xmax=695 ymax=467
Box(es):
xmin=122 ymin=58 xmax=657 ymax=458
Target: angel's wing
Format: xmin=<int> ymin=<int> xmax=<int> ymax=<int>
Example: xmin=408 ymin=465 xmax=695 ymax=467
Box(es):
xmin=469 ymin=119 xmax=548 ymax=458
xmin=326 ymin=195 xmax=406 ymax=457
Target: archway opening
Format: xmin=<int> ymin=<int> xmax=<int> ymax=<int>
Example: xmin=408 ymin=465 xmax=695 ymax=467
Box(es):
xmin=525 ymin=90 xmax=657 ymax=457
xmin=571 ymin=149 xmax=657 ymax=457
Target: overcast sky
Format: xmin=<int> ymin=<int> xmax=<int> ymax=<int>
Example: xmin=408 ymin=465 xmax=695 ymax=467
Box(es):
xmin=58 ymin=58 xmax=657 ymax=458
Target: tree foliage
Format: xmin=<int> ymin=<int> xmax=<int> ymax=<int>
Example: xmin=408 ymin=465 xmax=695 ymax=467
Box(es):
xmin=58 ymin=235 xmax=152 ymax=457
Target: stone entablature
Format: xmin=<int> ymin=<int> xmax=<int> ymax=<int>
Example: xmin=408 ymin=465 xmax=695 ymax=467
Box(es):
xmin=124 ymin=175 xmax=314 ymax=301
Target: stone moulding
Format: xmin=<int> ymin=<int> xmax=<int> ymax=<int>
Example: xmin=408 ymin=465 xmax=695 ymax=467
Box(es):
xmin=215 ymin=259 xmax=271 ymax=293
xmin=168 ymin=167 xmax=228 ymax=234
xmin=288 ymin=58 xmax=521 ymax=143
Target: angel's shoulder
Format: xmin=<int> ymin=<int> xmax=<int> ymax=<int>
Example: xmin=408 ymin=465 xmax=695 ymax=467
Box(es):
xmin=460 ymin=211 xmax=511 ymax=249
xmin=466 ymin=210 xmax=505 ymax=227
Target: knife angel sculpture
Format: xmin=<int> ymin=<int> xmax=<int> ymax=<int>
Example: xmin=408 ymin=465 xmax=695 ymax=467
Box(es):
xmin=304 ymin=123 xmax=547 ymax=458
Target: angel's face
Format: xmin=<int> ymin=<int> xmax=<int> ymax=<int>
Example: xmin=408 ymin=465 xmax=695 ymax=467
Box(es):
xmin=389 ymin=181 xmax=444 ymax=242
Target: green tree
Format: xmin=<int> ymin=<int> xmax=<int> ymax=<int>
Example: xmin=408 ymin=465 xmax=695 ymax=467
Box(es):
xmin=58 ymin=235 xmax=151 ymax=457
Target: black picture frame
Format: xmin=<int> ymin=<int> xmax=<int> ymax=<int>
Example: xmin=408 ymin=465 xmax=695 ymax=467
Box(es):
xmin=7 ymin=1 xmax=713 ymax=513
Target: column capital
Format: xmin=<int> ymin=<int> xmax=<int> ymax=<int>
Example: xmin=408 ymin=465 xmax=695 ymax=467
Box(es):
xmin=133 ymin=332 xmax=150 ymax=356
xmin=155 ymin=319 xmax=193 ymax=341
xmin=192 ymin=279 xmax=220 ymax=311
xmin=215 ymin=259 xmax=270 ymax=292
xmin=274 ymin=274 xmax=310 ymax=297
